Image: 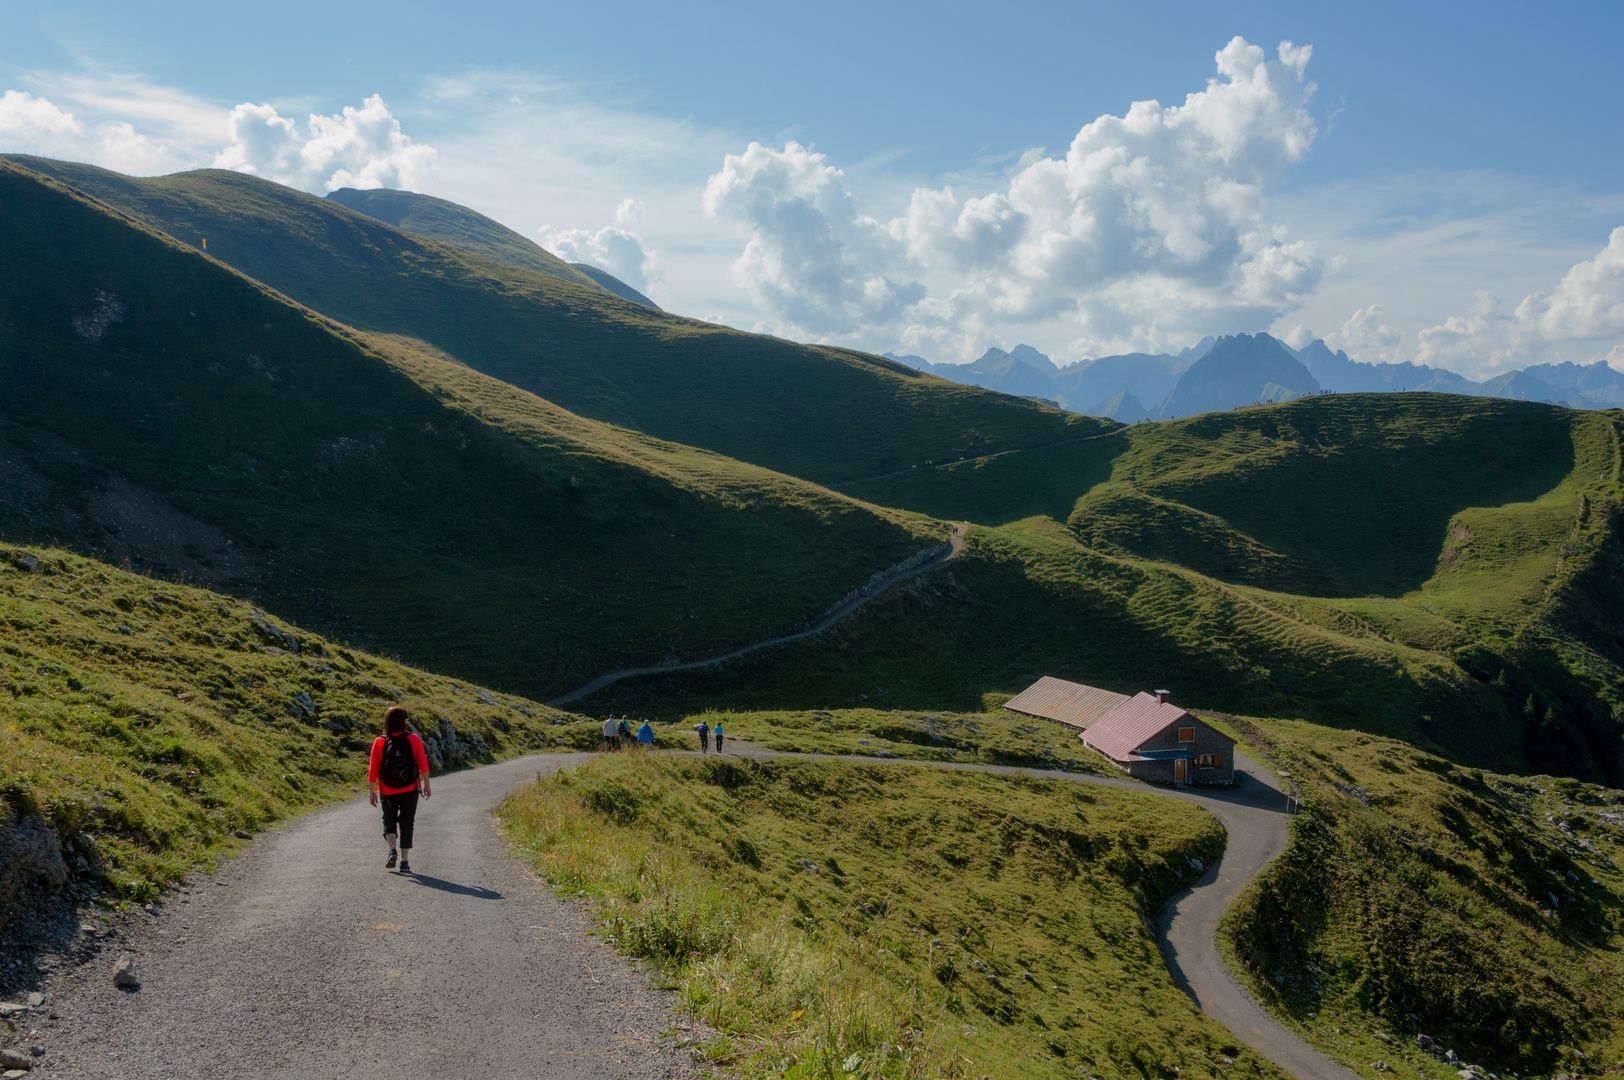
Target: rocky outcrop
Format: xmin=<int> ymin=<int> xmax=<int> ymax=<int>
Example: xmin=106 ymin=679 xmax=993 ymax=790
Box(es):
xmin=0 ymin=804 xmax=69 ymax=929
xmin=409 ymin=716 xmax=493 ymax=770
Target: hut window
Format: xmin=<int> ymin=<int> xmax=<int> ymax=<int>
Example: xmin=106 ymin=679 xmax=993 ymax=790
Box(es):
xmin=1177 ymin=727 xmax=1195 ymax=742
xmin=1196 ymin=754 xmax=1221 ymax=768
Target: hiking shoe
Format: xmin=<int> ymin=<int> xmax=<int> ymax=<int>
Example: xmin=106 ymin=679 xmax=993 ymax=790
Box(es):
xmin=399 ymin=860 xmax=411 ymax=874
xmin=385 ymin=850 xmax=397 ymax=869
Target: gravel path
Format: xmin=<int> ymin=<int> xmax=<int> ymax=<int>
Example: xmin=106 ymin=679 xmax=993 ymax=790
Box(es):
xmin=17 ymin=741 xmax=1353 ymax=1080
xmin=21 ymin=753 xmax=706 ymax=1079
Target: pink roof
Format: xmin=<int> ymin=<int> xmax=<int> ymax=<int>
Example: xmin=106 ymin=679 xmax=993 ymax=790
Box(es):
xmin=1083 ymin=692 xmax=1191 ymax=762
xmin=1003 ymin=676 xmax=1129 ymax=729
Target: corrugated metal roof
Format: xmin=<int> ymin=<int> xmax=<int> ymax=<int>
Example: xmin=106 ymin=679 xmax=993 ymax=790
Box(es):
xmin=1003 ymin=676 xmax=1130 ymax=729
xmin=1083 ymin=693 xmax=1192 ymax=762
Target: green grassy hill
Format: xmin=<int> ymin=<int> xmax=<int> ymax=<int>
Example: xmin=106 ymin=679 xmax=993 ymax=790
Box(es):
xmin=590 ymin=397 xmax=1624 ymax=784
xmin=0 ymin=160 xmax=952 ymax=702
xmin=2 ymin=154 xmax=1618 ymax=787
xmin=0 ymin=541 xmax=576 ymax=905
xmin=322 ymin=187 xmax=662 ymax=309
xmin=501 ymin=751 xmax=1279 ymax=1080
xmin=1224 ymin=718 xmax=1624 ymax=1078
xmin=5 ymin=156 xmax=1107 ymax=487
xmin=321 ymin=185 xmax=604 ymax=289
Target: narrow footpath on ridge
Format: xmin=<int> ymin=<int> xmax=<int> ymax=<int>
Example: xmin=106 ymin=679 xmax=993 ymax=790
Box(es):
xmin=548 ymin=524 xmax=968 ymax=706
xmin=24 ymin=742 xmax=1357 ymax=1080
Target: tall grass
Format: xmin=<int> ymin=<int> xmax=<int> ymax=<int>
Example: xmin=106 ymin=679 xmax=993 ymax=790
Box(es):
xmin=501 ymin=752 xmax=1274 ymax=1080
xmin=501 ymin=753 xmax=950 ymax=1078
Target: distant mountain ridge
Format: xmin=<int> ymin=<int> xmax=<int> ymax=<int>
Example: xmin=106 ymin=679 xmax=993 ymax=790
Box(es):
xmin=895 ymin=333 xmax=1621 ymax=420
xmin=1158 ymin=334 xmax=1318 ymax=418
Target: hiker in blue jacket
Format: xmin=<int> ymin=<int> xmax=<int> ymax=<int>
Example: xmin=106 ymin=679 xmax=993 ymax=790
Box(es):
xmin=637 ymin=720 xmax=655 ymax=747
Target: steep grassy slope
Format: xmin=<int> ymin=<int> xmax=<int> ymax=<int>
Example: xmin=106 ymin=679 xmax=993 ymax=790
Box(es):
xmin=1223 ymin=719 xmax=1624 ymax=1078
xmin=321 ymin=185 xmax=602 ymax=288
xmin=501 ymin=752 xmax=1279 ymax=1080
xmin=6 ymin=157 xmax=1108 ymax=486
xmin=0 ymin=160 xmax=946 ymax=701
xmin=569 ymin=262 xmax=659 ymax=308
xmin=585 ymin=519 xmax=1530 ymax=769
xmin=322 ymin=186 xmax=661 ymax=308
xmin=848 ymin=394 xmax=1589 ymax=581
xmin=825 ymin=397 xmax=1624 ymax=782
xmin=0 ymin=542 xmax=574 ymax=907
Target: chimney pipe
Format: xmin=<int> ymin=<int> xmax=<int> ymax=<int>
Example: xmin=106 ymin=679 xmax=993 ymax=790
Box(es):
xmin=1155 ymin=689 xmax=1170 ymax=704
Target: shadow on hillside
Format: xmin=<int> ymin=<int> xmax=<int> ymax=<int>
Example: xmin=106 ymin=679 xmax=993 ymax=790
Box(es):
xmin=1120 ymin=398 xmax=1582 ymax=599
xmin=844 ymin=432 xmax=1131 ymax=528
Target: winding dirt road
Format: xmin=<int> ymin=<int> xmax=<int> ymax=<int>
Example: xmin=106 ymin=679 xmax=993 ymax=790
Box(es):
xmin=548 ymin=525 xmax=967 ymax=706
xmin=25 ymin=743 xmax=1354 ymax=1080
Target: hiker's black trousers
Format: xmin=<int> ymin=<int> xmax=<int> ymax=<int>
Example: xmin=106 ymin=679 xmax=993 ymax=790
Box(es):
xmin=381 ymin=789 xmax=420 ymax=849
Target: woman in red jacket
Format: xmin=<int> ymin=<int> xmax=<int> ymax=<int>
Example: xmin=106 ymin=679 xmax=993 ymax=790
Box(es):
xmin=368 ymin=705 xmax=432 ymax=873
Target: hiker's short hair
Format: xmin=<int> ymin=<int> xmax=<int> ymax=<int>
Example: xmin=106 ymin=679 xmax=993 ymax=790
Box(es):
xmin=384 ymin=705 xmax=410 ymax=734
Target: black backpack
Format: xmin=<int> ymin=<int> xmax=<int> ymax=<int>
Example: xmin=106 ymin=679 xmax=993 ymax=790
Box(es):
xmin=380 ymin=733 xmax=417 ymax=789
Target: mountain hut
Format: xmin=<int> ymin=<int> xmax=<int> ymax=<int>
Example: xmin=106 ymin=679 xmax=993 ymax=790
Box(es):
xmin=1081 ymin=691 xmax=1234 ymax=785
xmin=1005 ymin=677 xmax=1235 ymax=785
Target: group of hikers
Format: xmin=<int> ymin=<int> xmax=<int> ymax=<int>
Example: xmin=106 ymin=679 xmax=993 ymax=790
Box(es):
xmin=595 ymin=714 xmax=726 ymax=753
xmin=600 ymin=714 xmax=655 ymax=749
xmin=364 ymin=705 xmax=731 ymax=875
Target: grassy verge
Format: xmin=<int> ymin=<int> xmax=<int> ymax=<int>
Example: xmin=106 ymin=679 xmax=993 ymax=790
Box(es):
xmin=0 ymin=543 xmax=577 ymax=907
xmin=673 ymin=707 xmax=1103 ymax=771
xmin=1220 ymin=719 xmax=1624 ymax=1079
xmin=499 ymin=751 xmax=1287 ymax=1080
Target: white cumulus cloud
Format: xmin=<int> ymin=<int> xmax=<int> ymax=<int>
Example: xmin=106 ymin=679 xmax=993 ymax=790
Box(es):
xmin=538 ymin=218 xmax=660 ymax=293
xmin=702 ymin=140 xmax=925 ymax=336
xmin=703 ymin=37 xmax=1322 ymax=357
xmin=1325 ymin=304 xmax=1405 ymax=364
xmin=0 ymin=90 xmax=83 ymax=137
xmin=1415 ymin=227 xmax=1624 ymax=372
xmin=0 ymin=88 xmax=182 ymax=175
xmin=213 ymin=94 xmax=436 ymax=193
xmin=1518 ymin=226 xmax=1624 ymax=341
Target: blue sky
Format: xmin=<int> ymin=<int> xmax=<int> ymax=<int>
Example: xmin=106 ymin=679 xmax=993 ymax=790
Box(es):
xmin=4 ymin=0 xmax=1623 ymax=375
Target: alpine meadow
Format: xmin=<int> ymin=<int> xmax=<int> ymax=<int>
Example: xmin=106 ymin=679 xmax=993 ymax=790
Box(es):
xmin=2 ymin=128 xmax=1623 ymax=1080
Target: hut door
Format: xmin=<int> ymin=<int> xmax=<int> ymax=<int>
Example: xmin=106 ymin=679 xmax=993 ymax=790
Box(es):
xmin=1174 ymin=758 xmax=1187 ymax=784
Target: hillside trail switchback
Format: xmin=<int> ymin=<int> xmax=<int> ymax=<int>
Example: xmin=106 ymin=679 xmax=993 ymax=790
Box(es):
xmin=548 ymin=524 xmax=967 ymax=706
